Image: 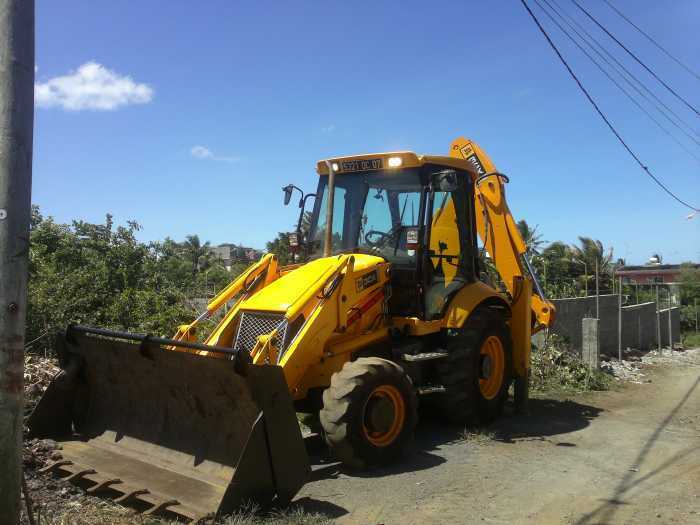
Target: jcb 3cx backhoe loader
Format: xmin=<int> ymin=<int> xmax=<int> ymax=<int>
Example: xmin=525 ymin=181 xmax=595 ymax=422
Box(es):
xmin=28 ymin=137 xmax=555 ymax=521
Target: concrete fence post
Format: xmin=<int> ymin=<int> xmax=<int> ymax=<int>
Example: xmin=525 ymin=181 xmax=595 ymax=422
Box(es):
xmin=617 ymin=276 xmax=622 ymax=361
xmin=656 ymin=285 xmax=661 ymax=352
xmin=582 ymin=318 xmax=599 ymax=370
xmin=667 ymin=288 xmax=673 ymax=350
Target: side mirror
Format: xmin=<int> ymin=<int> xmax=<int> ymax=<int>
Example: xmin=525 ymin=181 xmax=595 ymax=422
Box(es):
xmin=283 ymin=185 xmax=294 ymax=206
xmin=433 ymin=170 xmax=459 ymax=192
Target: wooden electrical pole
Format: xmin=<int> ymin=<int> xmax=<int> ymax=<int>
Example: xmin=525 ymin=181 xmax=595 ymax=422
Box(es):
xmin=0 ymin=1 xmax=35 ymax=523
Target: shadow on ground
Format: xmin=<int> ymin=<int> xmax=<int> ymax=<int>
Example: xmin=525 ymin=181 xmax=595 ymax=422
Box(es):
xmin=304 ymin=396 xmax=604 ymax=482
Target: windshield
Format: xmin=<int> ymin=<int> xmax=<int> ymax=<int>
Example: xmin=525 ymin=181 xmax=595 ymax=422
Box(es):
xmin=308 ymin=169 xmax=423 ymax=265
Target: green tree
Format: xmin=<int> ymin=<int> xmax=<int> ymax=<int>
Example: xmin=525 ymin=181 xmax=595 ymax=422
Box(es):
xmin=181 ymin=234 xmax=212 ymax=276
xmin=517 ymin=219 xmax=544 ymax=255
xmin=571 ymin=237 xmax=613 ymax=295
xmin=679 ymin=263 xmax=700 ymax=331
xmin=266 ymin=232 xmax=292 ymax=265
xmin=26 ymin=209 xmax=196 ymax=353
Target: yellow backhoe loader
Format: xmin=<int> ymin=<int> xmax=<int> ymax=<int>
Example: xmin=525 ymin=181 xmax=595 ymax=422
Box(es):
xmin=28 ymin=137 xmax=555 ymax=521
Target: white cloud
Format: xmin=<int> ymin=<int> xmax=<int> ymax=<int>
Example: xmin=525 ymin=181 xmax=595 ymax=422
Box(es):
xmin=35 ymin=61 xmax=153 ymax=111
xmin=190 ymin=145 xmax=239 ymax=163
xmin=191 ymin=145 xmax=214 ymax=159
xmin=321 ymin=124 xmax=336 ymax=133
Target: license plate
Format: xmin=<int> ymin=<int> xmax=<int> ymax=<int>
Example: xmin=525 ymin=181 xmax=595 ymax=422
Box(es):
xmin=340 ymin=158 xmax=384 ymax=172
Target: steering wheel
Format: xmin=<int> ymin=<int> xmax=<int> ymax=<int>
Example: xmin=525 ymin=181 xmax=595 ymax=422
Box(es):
xmin=364 ymin=230 xmax=392 ymax=248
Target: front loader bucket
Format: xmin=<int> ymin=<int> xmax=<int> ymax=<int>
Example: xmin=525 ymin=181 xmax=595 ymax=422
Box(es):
xmin=27 ymin=326 xmax=309 ymax=522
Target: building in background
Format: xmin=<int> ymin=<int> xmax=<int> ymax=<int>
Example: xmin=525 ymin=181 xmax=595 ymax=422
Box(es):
xmin=212 ymin=244 xmax=262 ymax=271
xmin=615 ymin=260 xmax=699 ymax=306
xmin=615 ymin=262 xmax=699 ymax=284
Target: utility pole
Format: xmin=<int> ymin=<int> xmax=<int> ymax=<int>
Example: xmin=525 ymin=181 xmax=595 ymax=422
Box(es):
xmin=0 ymin=2 xmax=35 ymax=524
xmin=695 ymin=297 xmax=698 ymax=333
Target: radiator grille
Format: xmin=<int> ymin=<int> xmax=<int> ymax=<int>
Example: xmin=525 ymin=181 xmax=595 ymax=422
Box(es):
xmin=233 ymin=312 xmax=288 ymax=356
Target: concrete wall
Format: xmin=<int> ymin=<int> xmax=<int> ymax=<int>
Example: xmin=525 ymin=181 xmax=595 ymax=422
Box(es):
xmin=621 ymin=302 xmax=657 ymax=351
xmin=541 ymin=294 xmax=680 ymax=356
xmin=658 ymin=307 xmax=681 ymax=349
xmin=545 ymin=295 xmax=618 ymax=354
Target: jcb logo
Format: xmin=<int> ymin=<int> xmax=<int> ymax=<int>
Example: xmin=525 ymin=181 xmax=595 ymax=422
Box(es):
xmin=466 ymin=154 xmax=486 ymax=175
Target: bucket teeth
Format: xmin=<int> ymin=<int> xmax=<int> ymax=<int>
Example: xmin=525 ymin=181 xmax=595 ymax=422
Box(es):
xmin=145 ymin=499 xmax=180 ymax=515
xmin=38 ymin=460 xmax=72 ymax=474
xmin=114 ymin=488 xmax=150 ymax=504
xmin=64 ymin=468 xmax=96 ymax=482
xmin=87 ymin=478 xmax=122 ymax=494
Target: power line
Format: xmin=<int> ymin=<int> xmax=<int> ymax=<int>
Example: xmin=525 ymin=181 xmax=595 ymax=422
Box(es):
xmin=570 ymin=0 xmax=699 ymax=117
xmin=536 ymin=0 xmax=700 ymax=162
xmin=602 ymin=0 xmax=700 ymax=82
xmin=519 ymin=0 xmax=700 ymax=212
xmin=549 ymin=0 xmax=700 ymax=143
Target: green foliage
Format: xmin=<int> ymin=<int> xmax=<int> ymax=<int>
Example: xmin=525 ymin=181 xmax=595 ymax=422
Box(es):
xmin=529 ymin=237 xmax=616 ymax=299
xmin=682 ymin=331 xmax=700 ymax=348
xmin=531 ymin=334 xmax=612 ymax=393
xmin=266 ymin=232 xmax=293 ymax=265
xmin=517 ymin=219 xmax=544 ymax=255
xmin=678 ymin=263 xmax=700 ymax=331
xmin=26 ymin=208 xmax=250 ymax=355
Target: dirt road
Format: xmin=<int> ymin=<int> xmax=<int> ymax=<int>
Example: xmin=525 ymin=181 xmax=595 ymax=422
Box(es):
xmin=295 ymin=350 xmax=700 ymax=524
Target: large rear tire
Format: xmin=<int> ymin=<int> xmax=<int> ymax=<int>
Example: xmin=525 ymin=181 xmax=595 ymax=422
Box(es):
xmin=436 ymin=309 xmax=512 ymax=424
xmin=320 ymin=357 xmax=418 ymax=470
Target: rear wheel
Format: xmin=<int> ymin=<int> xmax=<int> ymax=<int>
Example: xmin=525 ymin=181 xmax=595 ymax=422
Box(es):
xmin=320 ymin=357 xmax=418 ymax=470
xmin=436 ymin=309 xmax=512 ymax=424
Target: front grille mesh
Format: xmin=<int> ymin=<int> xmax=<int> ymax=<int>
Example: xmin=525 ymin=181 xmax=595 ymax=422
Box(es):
xmin=233 ymin=312 xmax=288 ymax=356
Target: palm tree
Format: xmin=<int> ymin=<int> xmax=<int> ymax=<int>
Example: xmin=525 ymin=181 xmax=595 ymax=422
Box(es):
xmin=572 ymin=237 xmax=612 ymax=271
xmin=181 ymin=234 xmax=212 ymax=276
xmin=571 ymin=237 xmax=613 ymax=294
xmin=516 ymin=220 xmax=544 ymax=255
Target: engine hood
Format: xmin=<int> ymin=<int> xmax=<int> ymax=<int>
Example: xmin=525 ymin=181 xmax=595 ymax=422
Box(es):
xmin=240 ymin=254 xmax=384 ymax=314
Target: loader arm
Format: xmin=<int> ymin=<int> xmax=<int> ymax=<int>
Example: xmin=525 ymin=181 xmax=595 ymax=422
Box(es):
xmin=449 ymin=137 xmax=555 ymax=331
xmin=172 ymin=253 xmax=278 ymax=344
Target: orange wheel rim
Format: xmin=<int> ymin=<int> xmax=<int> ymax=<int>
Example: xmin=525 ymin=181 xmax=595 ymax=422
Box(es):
xmin=479 ymin=335 xmax=505 ymax=400
xmin=362 ymin=385 xmax=405 ymax=447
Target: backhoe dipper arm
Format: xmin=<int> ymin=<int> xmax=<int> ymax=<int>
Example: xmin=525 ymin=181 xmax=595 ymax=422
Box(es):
xmin=449 ymin=137 xmax=555 ymax=331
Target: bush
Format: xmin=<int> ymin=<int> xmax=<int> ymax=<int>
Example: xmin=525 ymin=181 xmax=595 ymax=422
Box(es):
xmin=531 ymin=334 xmax=611 ymax=393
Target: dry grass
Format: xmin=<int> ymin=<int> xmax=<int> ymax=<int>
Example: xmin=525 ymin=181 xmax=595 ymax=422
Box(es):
xmin=25 ymin=501 xmax=167 ymax=525
xmin=458 ymin=427 xmax=496 ymax=446
xmin=25 ymin=500 xmax=334 ymax=525
xmin=221 ymin=504 xmax=334 ymax=525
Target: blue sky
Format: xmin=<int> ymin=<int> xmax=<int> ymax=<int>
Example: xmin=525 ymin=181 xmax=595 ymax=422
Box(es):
xmin=34 ymin=0 xmax=699 ymax=264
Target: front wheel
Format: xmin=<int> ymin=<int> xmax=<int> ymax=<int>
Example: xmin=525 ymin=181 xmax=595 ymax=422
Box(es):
xmin=320 ymin=357 xmax=418 ymax=470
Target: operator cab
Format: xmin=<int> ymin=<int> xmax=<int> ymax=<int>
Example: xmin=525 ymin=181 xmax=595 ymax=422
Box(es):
xmin=305 ymin=153 xmax=481 ymax=320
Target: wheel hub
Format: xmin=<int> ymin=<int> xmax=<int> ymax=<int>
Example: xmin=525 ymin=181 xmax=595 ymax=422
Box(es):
xmin=365 ymin=396 xmax=394 ymax=434
xmin=362 ymin=385 xmax=406 ymax=447
xmin=481 ymin=354 xmax=492 ymax=379
xmin=479 ymin=335 xmax=505 ymax=400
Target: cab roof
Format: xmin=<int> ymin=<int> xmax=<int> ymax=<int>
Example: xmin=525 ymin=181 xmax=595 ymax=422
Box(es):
xmin=316 ymin=151 xmax=478 ymax=177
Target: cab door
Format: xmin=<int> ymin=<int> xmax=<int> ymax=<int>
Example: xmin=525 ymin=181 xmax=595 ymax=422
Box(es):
xmin=423 ymin=169 xmax=478 ymax=320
